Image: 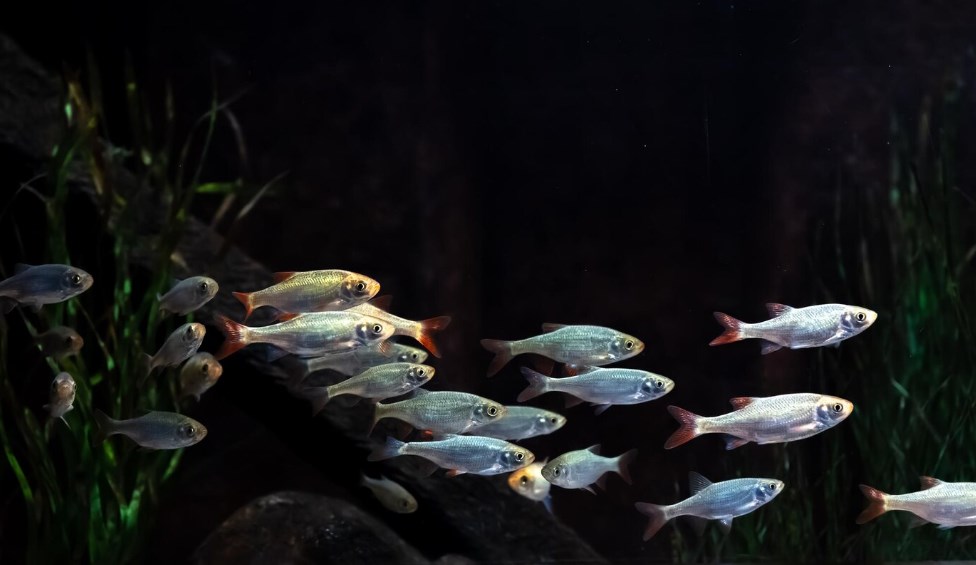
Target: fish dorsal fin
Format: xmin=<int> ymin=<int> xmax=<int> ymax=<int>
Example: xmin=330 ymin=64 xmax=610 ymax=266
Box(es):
xmin=765 ymin=303 xmax=794 ymax=318
xmin=573 ymin=365 xmax=598 ymax=375
xmin=411 ymin=388 xmax=431 ymax=397
xmin=369 ymin=295 xmax=393 ymax=311
xmin=586 ymin=444 xmax=601 ymax=455
xmin=920 ymin=476 xmax=944 ymax=490
xmin=541 ymin=323 xmax=568 ymax=333
xmin=688 ymin=471 xmax=712 ymax=495
xmin=541 ymin=457 xmax=549 ymax=465
xmin=729 ymin=397 xmax=757 ymax=410
xmin=276 ymin=312 xmax=301 ymax=322
xmin=272 ymin=271 xmax=297 ymax=284
xmin=13 ymin=263 xmax=32 ymax=275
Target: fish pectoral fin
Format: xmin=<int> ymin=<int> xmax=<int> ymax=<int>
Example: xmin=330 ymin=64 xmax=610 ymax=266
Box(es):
xmin=760 ymin=340 xmax=783 ymax=355
xmin=717 ymin=517 xmax=733 ymax=534
xmin=685 ymin=516 xmax=708 ymax=536
xmin=28 ymin=303 xmax=42 ymax=313
xmin=445 ymin=469 xmax=466 ymax=478
xmin=828 ymin=342 xmax=841 ymax=349
xmin=582 ymin=486 xmax=597 ymax=495
xmin=907 ymin=516 xmax=930 ymax=529
xmin=937 ymin=524 xmax=957 ymax=530
xmin=564 ymin=395 xmax=586 ymax=409
xmin=593 ymin=404 xmax=612 ymax=416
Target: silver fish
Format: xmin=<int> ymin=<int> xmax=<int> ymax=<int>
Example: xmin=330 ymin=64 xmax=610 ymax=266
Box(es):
xmin=232 ymin=269 xmax=380 ymax=320
xmin=710 ymin=303 xmax=877 ymax=354
xmin=44 ymin=372 xmax=76 ymax=427
xmin=157 ymin=276 xmax=219 ymax=316
xmin=508 ymin=461 xmax=552 ymax=504
xmin=481 ymin=324 xmax=644 ymax=377
xmin=858 ymin=477 xmax=976 ymax=528
xmin=0 ymin=264 xmax=93 ymax=313
xmin=213 ymin=312 xmax=394 ymax=360
xmin=94 ymin=409 xmax=207 ymax=449
xmin=368 ymin=434 xmax=534 ymax=477
xmin=306 ymin=363 xmax=434 ymax=415
xmin=541 ymin=445 xmax=636 ymax=493
xmin=469 ymin=406 xmax=566 ymax=441
xmin=635 ymin=472 xmax=785 ymax=540
xmin=371 ymin=390 xmax=506 ymax=435
xmin=298 ymin=343 xmax=429 ymax=379
xmin=35 ymin=326 xmax=84 ymax=359
xmin=664 ymin=393 xmax=854 ymax=450
xmin=361 ymin=474 xmax=418 ymax=514
xmin=348 ymin=298 xmax=451 ymax=358
xmin=179 ymin=352 xmax=223 ymax=401
xmin=144 ymin=323 xmax=206 ymax=377
xmin=518 ymin=367 xmax=673 ymax=414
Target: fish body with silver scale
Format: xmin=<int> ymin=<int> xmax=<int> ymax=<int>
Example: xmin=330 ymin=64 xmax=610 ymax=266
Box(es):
xmin=157 ymin=276 xmax=218 ymax=316
xmin=94 ymin=410 xmax=207 ymax=449
xmin=213 ymin=312 xmax=394 ymax=360
xmin=144 ymin=323 xmax=206 ymax=378
xmin=368 ymin=434 xmax=534 ymax=477
xmin=35 ymin=326 xmax=84 ymax=359
xmin=710 ymin=303 xmax=877 ymax=354
xmin=508 ymin=461 xmax=553 ymax=511
xmin=179 ymin=353 xmax=223 ymax=401
xmin=518 ymin=367 xmax=673 ymax=414
xmin=469 ymin=406 xmax=567 ymax=441
xmin=232 ymin=269 xmax=380 ymax=320
xmin=0 ymin=264 xmax=93 ymax=313
xmin=541 ymin=445 xmax=636 ymax=493
xmin=371 ymin=390 xmax=506 ymax=435
xmin=298 ymin=343 xmax=429 ymax=379
xmin=481 ymin=324 xmax=644 ymax=377
xmin=347 ymin=301 xmax=451 ymax=358
xmin=306 ymin=363 xmax=434 ymax=415
xmin=45 ymin=372 xmax=76 ymax=427
xmin=857 ymin=477 xmax=976 ymax=528
xmin=361 ymin=474 xmax=418 ymax=514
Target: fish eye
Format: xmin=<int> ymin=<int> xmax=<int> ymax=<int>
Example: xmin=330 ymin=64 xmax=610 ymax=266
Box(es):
xmin=552 ymin=468 xmax=561 ymax=476
xmin=185 ymin=326 xmax=195 ymax=338
xmin=411 ymin=353 xmax=419 ymax=360
xmin=64 ymin=335 xmax=75 ymax=345
xmin=487 ymin=406 xmax=498 ymax=417
xmin=355 ymin=281 xmax=367 ymax=293
xmin=515 ymin=451 xmax=524 ymax=461
xmin=520 ymin=476 xmax=528 ymax=485
xmin=199 ymin=281 xmax=209 ymax=292
xmin=624 ymin=340 xmax=635 ymax=350
xmin=655 ymin=379 xmax=664 ymax=389
xmin=856 ymin=312 xmax=866 ymax=322
xmin=70 ymin=273 xmax=82 ymax=286
xmin=401 ymin=500 xmax=409 ymax=508
xmin=767 ymin=483 xmax=778 ymax=491
xmin=372 ymin=324 xmax=383 ymax=334
xmin=182 ymin=425 xmax=195 ymax=437
xmin=201 ymin=362 xmax=210 ymax=374
xmin=832 ymin=403 xmax=843 ymax=413
xmin=417 ymin=368 xmax=426 ymax=377
xmin=550 ymin=417 xmax=558 ymax=424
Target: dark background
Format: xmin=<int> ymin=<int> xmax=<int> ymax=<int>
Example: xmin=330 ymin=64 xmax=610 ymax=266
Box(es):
xmin=4 ymin=0 xmax=976 ymax=562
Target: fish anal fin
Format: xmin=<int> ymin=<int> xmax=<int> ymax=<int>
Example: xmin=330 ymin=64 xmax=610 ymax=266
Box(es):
xmin=760 ymin=340 xmax=783 ymax=355
xmin=717 ymin=517 xmax=733 ymax=534
xmin=593 ymin=404 xmax=611 ymax=416
xmin=907 ymin=515 xmax=930 ymax=529
xmin=541 ymin=323 xmax=567 ymax=333
xmin=582 ymin=486 xmax=597 ymax=495
xmin=765 ymin=303 xmax=794 ymax=318
xmin=564 ymin=395 xmax=585 ymax=409
xmin=445 ymin=469 xmax=466 ymax=478
xmin=920 ymin=476 xmax=944 ymax=490
xmin=729 ymin=397 xmax=758 ymax=410
xmin=686 ymin=515 xmax=708 ymax=536
xmin=272 ymin=271 xmax=297 ymax=284
xmin=688 ymin=471 xmax=712 ymax=495
xmin=723 ymin=435 xmax=750 ymax=450
xmin=595 ymin=474 xmax=607 ymax=491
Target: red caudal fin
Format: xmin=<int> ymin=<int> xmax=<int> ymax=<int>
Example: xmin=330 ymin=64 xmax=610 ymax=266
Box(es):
xmin=213 ymin=314 xmax=251 ymax=360
xmin=635 ymin=502 xmax=668 ymax=541
xmin=664 ymin=406 xmax=703 ymax=449
xmin=481 ymin=338 xmax=514 ymax=377
xmin=232 ymin=292 xmax=255 ymax=321
xmin=856 ymin=485 xmax=890 ymax=524
xmin=415 ymin=316 xmax=452 ymax=358
xmin=709 ymin=312 xmax=745 ymax=346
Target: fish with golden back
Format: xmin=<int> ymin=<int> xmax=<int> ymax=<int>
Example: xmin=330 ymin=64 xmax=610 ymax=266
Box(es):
xmin=480 ymin=324 xmax=644 ymax=377
xmin=297 ymin=343 xmax=429 ymax=380
xmin=469 ymin=406 xmax=566 ymax=441
xmin=518 ymin=367 xmax=673 ymax=414
xmin=541 ymin=445 xmax=637 ymax=494
xmin=157 ymin=276 xmax=218 ymax=316
xmin=94 ymin=410 xmax=207 ymax=449
xmin=347 ymin=297 xmax=451 ymax=358
xmin=179 ymin=352 xmax=223 ymax=401
xmin=35 ymin=326 xmax=84 ymax=359
xmin=635 ymin=472 xmax=785 ymax=540
xmin=231 ymin=269 xmax=380 ymax=320
xmin=44 ymin=372 xmax=76 ymax=427
xmin=213 ymin=312 xmax=394 ymax=360
xmin=368 ymin=434 xmax=534 ymax=477
xmin=710 ymin=303 xmax=878 ymax=354
xmin=664 ymin=393 xmax=854 ymax=450
xmin=370 ymin=390 xmax=507 ymax=435
xmin=361 ymin=474 xmax=418 ymax=514
xmin=0 ymin=264 xmax=93 ymax=313
xmin=508 ymin=461 xmax=553 ymax=512
xmin=144 ymin=323 xmax=206 ymax=378
xmin=857 ymin=477 xmax=976 ymax=528
xmin=305 ymin=362 xmax=434 ymax=415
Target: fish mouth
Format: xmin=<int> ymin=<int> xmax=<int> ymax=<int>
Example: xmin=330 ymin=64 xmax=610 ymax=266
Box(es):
xmin=865 ymin=310 xmax=879 ymax=325
xmin=364 ymin=280 xmax=381 ymax=299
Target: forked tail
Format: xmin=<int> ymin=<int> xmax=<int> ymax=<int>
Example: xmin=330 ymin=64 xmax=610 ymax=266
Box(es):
xmin=414 ymin=316 xmax=452 ymax=358
xmin=213 ymin=314 xmax=252 ymax=360
xmin=664 ymin=406 xmax=704 ymax=449
xmin=635 ymin=502 xmax=669 ymax=541
xmin=92 ymin=409 xmax=115 ymax=444
xmin=232 ymin=291 xmax=255 ymax=321
xmin=856 ymin=484 xmax=890 ymax=524
xmin=367 ymin=436 xmax=406 ymax=462
xmin=307 ymin=387 xmax=332 ymax=416
xmin=481 ymin=338 xmax=515 ymax=377
xmin=517 ymin=367 xmax=551 ymax=402
xmin=615 ymin=449 xmax=638 ymax=485
xmin=709 ymin=312 xmax=746 ymax=346
xmin=368 ymin=402 xmax=390 ymax=435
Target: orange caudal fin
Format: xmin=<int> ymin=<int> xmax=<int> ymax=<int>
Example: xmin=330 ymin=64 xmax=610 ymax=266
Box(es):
xmin=664 ymin=406 xmax=703 ymax=449
xmin=635 ymin=502 xmax=669 ymax=541
xmin=415 ymin=316 xmax=452 ymax=358
xmin=481 ymin=338 xmax=514 ymax=377
xmin=709 ymin=312 xmax=746 ymax=346
xmin=232 ymin=291 xmax=255 ymax=321
xmin=856 ymin=485 xmax=890 ymax=524
xmin=213 ymin=314 xmax=251 ymax=360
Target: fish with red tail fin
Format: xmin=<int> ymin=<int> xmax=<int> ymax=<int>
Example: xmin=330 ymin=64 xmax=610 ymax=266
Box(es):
xmin=709 ymin=303 xmax=877 ymax=354
xmin=856 ymin=478 xmax=976 ymax=528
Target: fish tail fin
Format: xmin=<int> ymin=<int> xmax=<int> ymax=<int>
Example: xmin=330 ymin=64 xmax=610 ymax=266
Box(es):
xmin=213 ymin=314 xmax=250 ymax=360
xmin=709 ymin=312 xmax=746 ymax=346
xmin=92 ymin=409 xmax=115 ymax=444
xmin=414 ymin=316 xmax=451 ymax=358
xmin=856 ymin=484 xmax=890 ymax=524
xmin=368 ymin=402 xmax=389 ymax=435
xmin=664 ymin=405 xmax=704 ymax=449
xmin=139 ymin=353 xmax=154 ymax=384
xmin=232 ymin=291 xmax=255 ymax=321
xmin=635 ymin=502 xmax=669 ymax=541
xmin=367 ymin=436 xmax=405 ymax=462
xmin=616 ymin=449 xmax=638 ymax=485
xmin=517 ymin=367 xmax=551 ymax=402
xmin=480 ymin=338 xmax=514 ymax=377
xmin=309 ymin=387 xmax=332 ymax=416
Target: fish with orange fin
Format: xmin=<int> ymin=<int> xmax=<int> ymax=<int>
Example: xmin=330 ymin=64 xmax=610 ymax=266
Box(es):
xmin=348 ymin=296 xmax=451 ymax=358
xmin=857 ymin=477 xmax=976 ymax=529
xmin=664 ymin=393 xmax=853 ymax=450
xmin=709 ymin=303 xmax=877 ymax=354
xmin=231 ymin=269 xmax=379 ymax=320
xmin=480 ymin=324 xmax=644 ymax=377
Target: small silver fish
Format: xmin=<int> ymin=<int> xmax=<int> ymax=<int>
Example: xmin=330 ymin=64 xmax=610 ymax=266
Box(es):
xmin=368 ymin=434 xmax=534 ymax=477
xmin=541 ymin=445 xmax=636 ymax=493
xmin=371 ymin=390 xmax=507 ymax=435
xmin=664 ymin=393 xmax=854 ymax=450
xmin=232 ymin=269 xmax=380 ymax=320
xmin=94 ymin=409 xmax=207 ymax=449
xmin=508 ymin=461 xmax=552 ymax=504
xmin=0 ymin=264 xmax=93 ymax=313
xmin=213 ymin=312 xmax=394 ymax=360
xmin=144 ymin=323 xmax=206 ymax=378
xmin=710 ymin=303 xmax=877 ymax=354
xmin=635 ymin=472 xmax=785 ymax=540
xmin=35 ymin=326 xmax=84 ymax=359
xmin=179 ymin=352 xmax=223 ymax=401
xmin=481 ymin=324 xmax=644 ymax=377
xmin=348 ymin=298 xmax=451 ymax=358
xmin=469 ymin=406 xmax=566 ymax=441
xmin=307 ymin=363 xmax=434 ymax=415
xmin=44 ymin=372 xmax=76 ymax=427
xmin=518 ymin=367 xmax=673 ymax=414
xmin=361 ymin=474 xmax=418 ymax=514
xmin=157 ymin=276 xmax=219 ymax=316
xmin=298 ymin=343 xmax=429 ymax=379
xmin=858 ymin=477 xmax=976 ymax=528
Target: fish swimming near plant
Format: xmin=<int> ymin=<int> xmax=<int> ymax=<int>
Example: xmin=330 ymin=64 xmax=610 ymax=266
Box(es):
xmin=370 ymin=390 xmax=506 ymax=435
xmin=541 ymin=445 xmax=636 ymax=494
xmin=664 ymin=393 xmax=854 ymax=450
xmin=361 ymin=474 xmax=418 ymax=514
xmin=35 ymin=326 xmax=84 ymax=359
xmin=305 ymin=362 xmax=434 ymax=414
xmin=297 ymin=343 xmax=429 ymax=381
xmin=857 ymin=477 xmax=976 ymax=528
xmin=469 ymin=405 xmax=567 ymax=441
xmin=213 ymin=312 xmax=394 ymax=360
xmin=348 ymin=297 xmax=451 ymax=358
xmin=179 ymin=352 xmax=223 ymax=401
xmin=518 ymin=367 xmax=673 ymax=414
xmin=157 ymin=276 xmax=219 ymax=316
xmin=368 ymin=434 xmax=534 ymax=477
xmin=93 ymin=409 xmax=207 ymax=449
xmin=709 ymin=303 xmax=878 ymax=354
xmin=481 ymin=324 xmax=644 ymax=377
xmin=508 ymin=461 xmax=553 ymax=512
xmin=0 ymin=264 xmax=93 ymax=313
xmin=144 ymin=323 xmax=206 ymax=378
xmin=44 ymin=372 xmax=76 ymax=428
xmin=635 ymin=472 xmax=785 ymax=540
xmin=232 ymin=269 xmax=380 ymax=320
